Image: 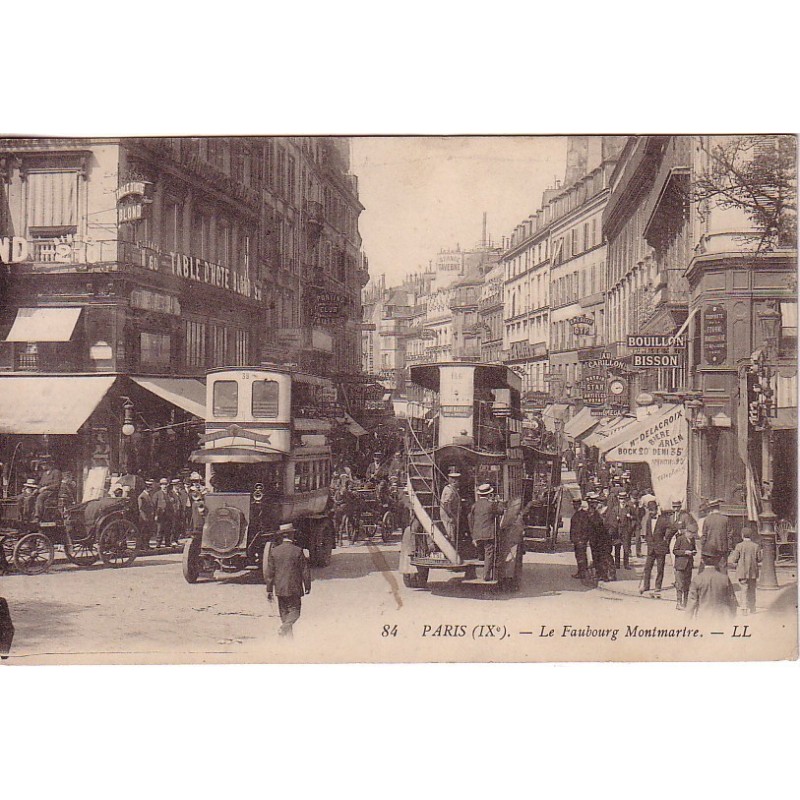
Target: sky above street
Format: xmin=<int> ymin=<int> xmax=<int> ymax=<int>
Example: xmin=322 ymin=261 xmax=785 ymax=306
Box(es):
xmin=350 ymin=136 xmax=569 ymax=286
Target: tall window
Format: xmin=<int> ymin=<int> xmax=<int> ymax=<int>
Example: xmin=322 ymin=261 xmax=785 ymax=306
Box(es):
xmin=26 ymin=171 xmax=79 ymax=234
xmin=780 ymin=302 xmax=798 ymax=357
xmin=184 ymin=320 xmax=206 ymax=367
xmin=210 ymin=324 xmax=229 ymax=365
xmin=234 ymin=328 xmax=249 ymax=365
xmin=287 ymin=156 xmax=296 ymax=205
xmin=164 ymin=200 xmax=183 ymax=252
xmin=217 ymin=221 xmax=230 ymax=267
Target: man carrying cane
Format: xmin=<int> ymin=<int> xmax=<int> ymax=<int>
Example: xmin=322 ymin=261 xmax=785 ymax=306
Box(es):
xmin=265 ymin=524 xmax=312 ymax=638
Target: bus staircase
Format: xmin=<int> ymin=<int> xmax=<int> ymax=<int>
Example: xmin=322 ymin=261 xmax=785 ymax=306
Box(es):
xmin=405 ymin=437 xmax=486 ymax=579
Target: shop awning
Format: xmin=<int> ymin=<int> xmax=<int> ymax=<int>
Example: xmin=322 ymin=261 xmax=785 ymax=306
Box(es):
xmin=5 ymin=307 xmax=82 ymax=342
xmin=598 ymin=404 xmax=683 ymax=455
xmin=563 ymin=406 xmax=598 ymax=439
xmin=337 ymin=412 xmax=368 ymax=437
xmin=582 ymin=414 xmax=637 ymax=449
xmin=131 ymin=376 xmax=206 ymax=418
xmin=542 ymin=403 xmax=570 ymax=432
xmin=0 ymin=375 xmax=116 ymax=434
xmin=191 ymin=446 xmax=282 ymax=464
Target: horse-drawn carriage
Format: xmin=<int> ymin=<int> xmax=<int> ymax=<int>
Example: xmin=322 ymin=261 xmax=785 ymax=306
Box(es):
xmin=0 ymin=495 xmax=139 ymax=575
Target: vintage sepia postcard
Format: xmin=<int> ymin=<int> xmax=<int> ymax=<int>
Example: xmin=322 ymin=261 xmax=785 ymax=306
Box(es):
xmin=0 ymin=134 xmax=797 ymax=665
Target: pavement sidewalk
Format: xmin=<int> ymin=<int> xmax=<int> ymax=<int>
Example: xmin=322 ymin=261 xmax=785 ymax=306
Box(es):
xmin=598 ymin=556 xmax=798 ymax=612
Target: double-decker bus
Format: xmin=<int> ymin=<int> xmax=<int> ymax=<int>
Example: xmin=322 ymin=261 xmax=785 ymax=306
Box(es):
xmin=400 ymin=361 xmax=562 ymax=591
xmin=182 ymin=364 xmax=336 ymax=583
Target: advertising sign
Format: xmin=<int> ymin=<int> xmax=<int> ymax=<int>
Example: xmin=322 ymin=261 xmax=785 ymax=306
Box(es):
xmin=703 ymin=304 xmax=727 ymax=365
xmin=603 ymin=403 xmax=688 ymax=507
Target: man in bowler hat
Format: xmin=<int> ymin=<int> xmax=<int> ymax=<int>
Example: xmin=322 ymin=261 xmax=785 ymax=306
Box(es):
xmin=265 ymin=524 xmax=312 ymax=638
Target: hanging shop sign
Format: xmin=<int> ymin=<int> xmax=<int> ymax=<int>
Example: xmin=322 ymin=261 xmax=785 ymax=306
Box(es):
xmin=579 ymin=354 xmax=631 ymax=375
xmin=570 ymin=314 xmax=594 ymax=336
xmin=632 ymin=352 xmax=684 ymax=368
xmin=314 ymin=290 xmax=343 ymax=320
xmin=703 ymin=304 xmax=727 ymax=365
xmin=627 ymin=334 xmax=687 ymax=348
xmin=578 ymin=375 xmax=607 ymax=406
xmin=116 ymin=177 xmax=153 ymax=224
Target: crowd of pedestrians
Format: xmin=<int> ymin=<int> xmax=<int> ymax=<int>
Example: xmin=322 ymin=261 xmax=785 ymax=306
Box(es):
xmin=567 ymin=470 xmax=763 ymax=618
xmin=133 ymin=471 xmax=208 ymax=551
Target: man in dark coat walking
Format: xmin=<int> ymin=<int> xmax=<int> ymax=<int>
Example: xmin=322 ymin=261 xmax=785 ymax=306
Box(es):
xmin=265 ymin=523 xmax=312 ymax=638
xmin=569 ymin=497 xmax=592 ymax=580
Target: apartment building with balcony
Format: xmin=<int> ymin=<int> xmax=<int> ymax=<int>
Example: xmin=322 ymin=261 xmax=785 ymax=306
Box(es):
xmin=260 ymin=137 xmax=367 ymax=379
xmin=501 ymin=217 xmax=551 ymax=397
xmin=477 ymin=261 xmax=504 ymax=363
xmin=549 ymin=136 xmax=624 ymax=402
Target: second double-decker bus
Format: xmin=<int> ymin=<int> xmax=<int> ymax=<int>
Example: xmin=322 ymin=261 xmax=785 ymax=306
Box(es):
xmin=400 ymin=361 xmax=562 ymax=591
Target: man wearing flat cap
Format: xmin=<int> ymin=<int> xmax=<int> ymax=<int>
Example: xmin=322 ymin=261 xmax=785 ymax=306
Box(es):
xmin=265 ymin=524 xmax=312 ymax=638
xmin=469 ymin=484 xmax=501 ymax=581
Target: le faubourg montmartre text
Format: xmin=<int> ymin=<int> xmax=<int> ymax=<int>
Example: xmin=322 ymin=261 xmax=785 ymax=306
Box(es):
xmin=538 ymin=625 xmax=702 ymax=642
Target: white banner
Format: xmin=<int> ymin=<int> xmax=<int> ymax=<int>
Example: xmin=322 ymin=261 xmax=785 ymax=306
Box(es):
xmin=604 ymin=404 xmax=688 ymax=507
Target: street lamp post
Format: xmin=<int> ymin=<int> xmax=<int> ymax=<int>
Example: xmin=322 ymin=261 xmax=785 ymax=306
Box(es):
xmin=752 ymin=304 xmax=782 ymax=590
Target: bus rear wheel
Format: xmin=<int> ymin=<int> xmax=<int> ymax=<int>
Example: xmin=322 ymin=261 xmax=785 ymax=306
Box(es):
xmin=403 ymin=567 xmax=428 ymax=589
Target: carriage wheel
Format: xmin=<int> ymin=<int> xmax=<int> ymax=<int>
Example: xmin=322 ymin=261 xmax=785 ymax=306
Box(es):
xmin=2 ymin=536 xmax=16 ymax=569
xmin=64 ymin=536 xmax=99 ymax=568
xmin=98 ymin=519 xmax=138 ymax=568
xmin=13 ymin=532 xmax=56 ymax=575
